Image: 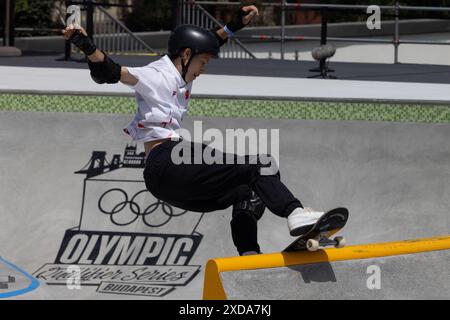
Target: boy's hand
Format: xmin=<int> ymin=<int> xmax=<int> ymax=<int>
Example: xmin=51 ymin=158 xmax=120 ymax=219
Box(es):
xmin=62 ymin=24 xmax=87 ymax=40
xmin=62 ymin=24 xmax=121 ymax=83
xmin=241 ymin=5 xmax=259 ymax=26
xmin=226 ymin=5 xmax=259 ymax=34
xmin=62 ymin=24 xmax=97 ymax=56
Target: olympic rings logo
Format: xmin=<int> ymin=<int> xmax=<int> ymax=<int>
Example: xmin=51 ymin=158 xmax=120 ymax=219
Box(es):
xmin=98 ymin=188 xmax=188 ymax=227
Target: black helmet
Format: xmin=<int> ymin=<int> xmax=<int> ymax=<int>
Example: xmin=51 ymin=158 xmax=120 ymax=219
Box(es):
xmin=168 ymin=24 xmax=220 ymax=58
xmin=168 ymin=25 xmax=220 ymax=82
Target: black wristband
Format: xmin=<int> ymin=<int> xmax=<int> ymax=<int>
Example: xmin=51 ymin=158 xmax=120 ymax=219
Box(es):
xmin=226 ymin=6 xmax=251 ymax=33
xmin=69 ymin=29 xmax=97 ymax=56
xmin=88 ymin=52 xmax=121 ymax=84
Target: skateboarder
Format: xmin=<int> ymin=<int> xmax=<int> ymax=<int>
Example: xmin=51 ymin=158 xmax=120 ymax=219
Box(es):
xmin=63 ymin=5 xmax=325 ymax=256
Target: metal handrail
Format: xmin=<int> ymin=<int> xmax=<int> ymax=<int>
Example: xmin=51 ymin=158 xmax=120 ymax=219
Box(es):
xmin=68 ymin=0 xmax=134 ymax=8
xmin=236 ymin=34 xmax=450 ymax=46
xmin=67 ymin=1 xmax=158 ymax=57
xmin=194 ymin=3 xmax=256 ymax=59
xmin=96 ymin=5 xmax=157 ymax=54
xmin=181 ymin=0 xmax=256 ymax=59
xmin=398 ymin=5 xmax=450 ymax=12
xmin=189 ymin=1 xmax=450 ymax=12
xmin=182 ymin=1 xmax=450 ymax=63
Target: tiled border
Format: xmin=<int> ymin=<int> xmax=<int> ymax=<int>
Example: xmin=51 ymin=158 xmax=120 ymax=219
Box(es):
xmin=1 ymin=93 xmax=450 ymax=123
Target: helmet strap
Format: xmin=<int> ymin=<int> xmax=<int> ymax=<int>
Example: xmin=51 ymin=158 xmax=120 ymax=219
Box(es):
xmin=181 ymin=53 xmax=194 ymax=83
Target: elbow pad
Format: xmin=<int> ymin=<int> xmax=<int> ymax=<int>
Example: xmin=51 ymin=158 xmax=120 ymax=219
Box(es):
xmin=88 ymin=52 xmax=121 ymax=84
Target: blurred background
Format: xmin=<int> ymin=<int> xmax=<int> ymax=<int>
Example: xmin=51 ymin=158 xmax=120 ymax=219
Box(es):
xmin=2 ymin=0 xmax=450 ymax=35
xmin=3 ymin=0 xmax=450 ymax=64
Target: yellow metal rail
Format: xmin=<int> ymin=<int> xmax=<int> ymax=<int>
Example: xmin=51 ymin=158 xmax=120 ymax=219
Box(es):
xmin=203 ymin=235 xmax=450 ymax=300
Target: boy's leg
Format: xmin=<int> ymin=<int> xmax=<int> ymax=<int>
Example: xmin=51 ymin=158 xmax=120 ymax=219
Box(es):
xmin=231 ymin=211 xmax=259 ymax=255
xmin=230 ymin=190 xmax=265 ymax=255
xmin=240 ymin=154 xmax=304 ymax=218
xmin=146 ymin=140 xmax=303 ymax=217
xmin=144 ymin=140 xmax=309 ymax=253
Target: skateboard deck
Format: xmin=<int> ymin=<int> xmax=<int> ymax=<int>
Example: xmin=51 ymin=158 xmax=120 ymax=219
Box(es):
xmin=283 ymin=207 xmax=349 ymax=252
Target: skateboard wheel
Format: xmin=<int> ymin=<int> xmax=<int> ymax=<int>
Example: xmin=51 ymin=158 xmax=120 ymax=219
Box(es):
xmin=334 ymin=236 xmax=346 ymax=248
xmin=306 ymin=239 xmax=319 ymax=251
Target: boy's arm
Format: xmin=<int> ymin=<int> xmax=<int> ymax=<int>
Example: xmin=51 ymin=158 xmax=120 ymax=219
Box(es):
xmin=214 ymin=28 xmax=228 ymax=43
xmin=213 ymin=5 xmax=259 ymax=43
xmin=63 ymin=25 xmax=138 ymax=86
xmin=120 ymin=67 xmax=138 ymax=86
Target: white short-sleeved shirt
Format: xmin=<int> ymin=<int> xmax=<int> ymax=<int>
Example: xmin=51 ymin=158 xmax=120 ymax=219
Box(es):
xmin=123 ymin=55 xmax=192 ymax=142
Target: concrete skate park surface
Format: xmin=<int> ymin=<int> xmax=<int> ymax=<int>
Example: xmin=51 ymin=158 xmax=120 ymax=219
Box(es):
xmin=0 ymin=52 xmax=449 ymax=300
xmin=0 ymin=109 xmax=449 ymax=299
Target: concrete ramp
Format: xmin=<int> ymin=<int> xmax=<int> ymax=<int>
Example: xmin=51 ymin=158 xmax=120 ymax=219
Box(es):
xmin=204 ymin=237 xmax=450 ymax=300
xmin=0 ymin=107 xmax=449 ymax=299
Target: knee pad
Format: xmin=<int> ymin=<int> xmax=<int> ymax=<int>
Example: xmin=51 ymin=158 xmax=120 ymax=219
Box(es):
xmin=232 ymin=190 xmax=266 ymax=221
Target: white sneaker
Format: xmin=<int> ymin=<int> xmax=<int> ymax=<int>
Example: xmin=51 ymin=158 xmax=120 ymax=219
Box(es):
xmin=287 ymin=207 xmax=324 ymax=236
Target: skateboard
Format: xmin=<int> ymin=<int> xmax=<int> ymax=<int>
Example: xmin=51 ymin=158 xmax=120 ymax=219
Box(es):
xmin=283 ymin=207 xmax=349 ymax=252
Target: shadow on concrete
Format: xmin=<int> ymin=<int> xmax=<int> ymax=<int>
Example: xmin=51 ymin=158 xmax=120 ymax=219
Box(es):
xmin=287 ymin=262 xmax=337 ymax=284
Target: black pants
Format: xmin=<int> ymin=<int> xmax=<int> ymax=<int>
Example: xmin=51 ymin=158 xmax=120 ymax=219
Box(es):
xmin=143 ymin=139 xmax=303 ymax=254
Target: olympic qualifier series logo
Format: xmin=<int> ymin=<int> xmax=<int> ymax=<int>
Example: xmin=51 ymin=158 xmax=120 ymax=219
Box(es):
xmin=33 ymin=145 xmax=204 ymax=298
xmin=98 ymin=189 xmax=188 ymax=227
